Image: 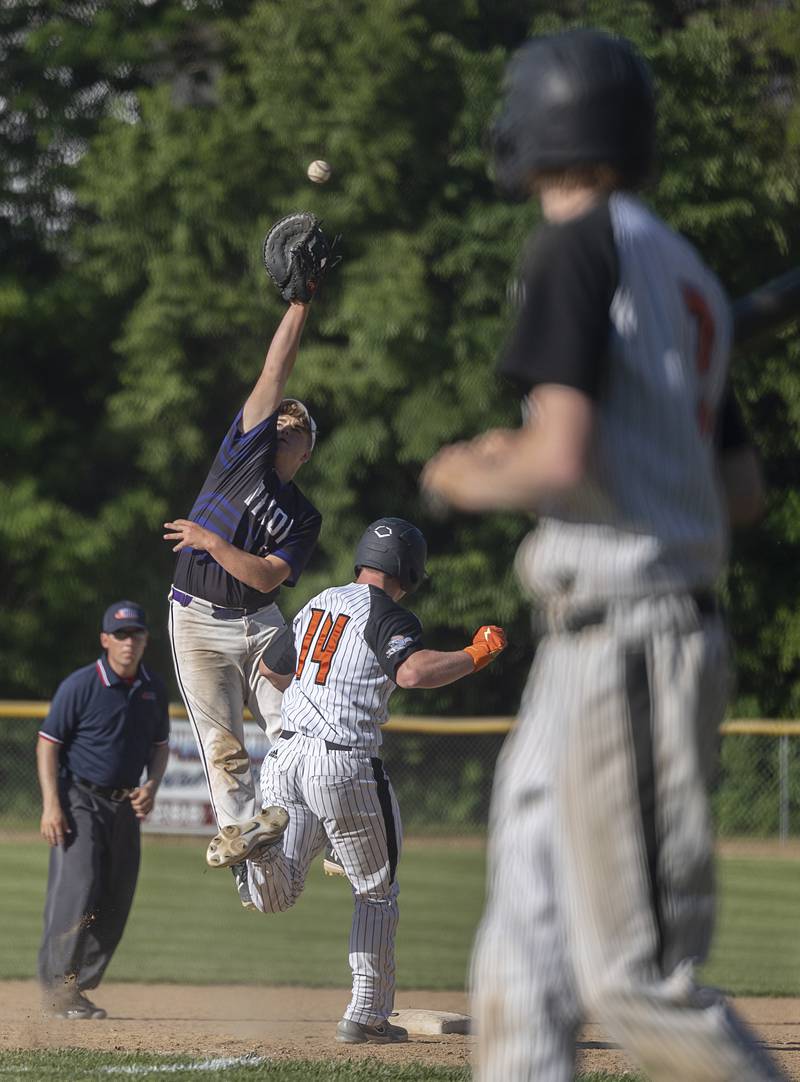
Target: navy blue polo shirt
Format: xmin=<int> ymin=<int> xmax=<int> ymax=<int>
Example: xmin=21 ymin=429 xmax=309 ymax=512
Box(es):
xmin=172 ymin=408 xmax=322 ymax=609
xmin=39 ymin=656 xmax=170 ymax=789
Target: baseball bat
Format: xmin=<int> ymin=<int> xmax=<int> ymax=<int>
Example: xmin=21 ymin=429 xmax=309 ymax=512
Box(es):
xmin=733 ymin=265 xmax=800 ymax=348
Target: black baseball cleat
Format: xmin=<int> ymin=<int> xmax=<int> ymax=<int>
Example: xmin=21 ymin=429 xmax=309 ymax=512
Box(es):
xmin=322 ymin=843 xmax=347 ymax=878
xmin=231 ymin=861 xmax=257 ymax=911
xmin=335 ymin=1018 xmax=408 ymax=1044
xmin=45 ymin=987 xmax=107 ymax=1020
xmin=206 ymin=806 xmax=289 ymax=868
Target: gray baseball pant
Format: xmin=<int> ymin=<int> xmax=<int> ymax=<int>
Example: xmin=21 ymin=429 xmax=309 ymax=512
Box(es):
xmin=38 ymin=781 xmax=140 ymax=993
xmin=473 ymin=593 xmax=786 ymax=1082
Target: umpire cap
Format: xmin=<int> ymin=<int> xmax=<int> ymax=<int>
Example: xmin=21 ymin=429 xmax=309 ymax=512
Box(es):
xmin=354 ymin=518 xmax=427 ymax=594
xmin=490 ymin=28 xmax=656 ymax=198
xmin=102 ymin=601 xmax=147 ymax=633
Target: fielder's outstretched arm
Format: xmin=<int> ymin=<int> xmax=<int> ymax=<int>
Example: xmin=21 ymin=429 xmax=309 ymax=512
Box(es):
xmin=242 ymin=303 xmax=310 ymax=433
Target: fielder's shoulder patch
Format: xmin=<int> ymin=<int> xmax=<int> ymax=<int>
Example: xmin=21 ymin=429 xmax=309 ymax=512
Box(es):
xmin=386 ymin=634 xmax=415 ymax=659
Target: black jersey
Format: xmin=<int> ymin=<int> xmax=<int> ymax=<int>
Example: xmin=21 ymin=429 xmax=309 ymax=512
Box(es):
xmin=173 ymin=408 xmax=321 ymax=608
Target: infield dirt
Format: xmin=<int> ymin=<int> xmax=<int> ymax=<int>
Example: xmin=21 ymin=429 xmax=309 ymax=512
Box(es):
xmin=2 ymin=981 xmax=800 ymax=1076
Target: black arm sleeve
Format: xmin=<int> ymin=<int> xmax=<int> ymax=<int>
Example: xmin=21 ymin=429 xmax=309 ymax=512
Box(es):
xmin=260 ymin=624 xmax=297 ymax=676
xmin=363 ymin=587 xmax=424 ymax=681
xmin=498 ymin=199 xmax=619 ymax=399
xmin=716 ymin=383 xmax=751 ymax=452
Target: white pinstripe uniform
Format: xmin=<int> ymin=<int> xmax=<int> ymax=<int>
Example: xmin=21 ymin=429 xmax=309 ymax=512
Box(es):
xmin=247 ymin=581 xmax=422 ymax=1027
xmin=472 ymin=194 xmax=785 ymax=1081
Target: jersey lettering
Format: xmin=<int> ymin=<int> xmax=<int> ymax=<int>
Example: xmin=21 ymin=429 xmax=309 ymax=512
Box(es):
xmin=296 ymin=608 xmax=351 ymax=684
xmin=295 ymin=609 xmax=324 ymax=678
xmin=244 ymin=483 xmax=294 ymax=545
xmin=309 ymin=614 xmax=352 ymax=685
xmin=683 ymin=283 xmax=716 ymax=437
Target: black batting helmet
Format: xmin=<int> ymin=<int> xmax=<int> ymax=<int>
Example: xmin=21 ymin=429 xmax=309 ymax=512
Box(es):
xmin=354 ymin=518 xmax=427 ymax=594
xmin=489 ymin=29 xmax=656 ymax=198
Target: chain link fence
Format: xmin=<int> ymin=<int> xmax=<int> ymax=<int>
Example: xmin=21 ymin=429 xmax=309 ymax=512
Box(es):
xmin=2 ymin=704 xmax=799 ymax=838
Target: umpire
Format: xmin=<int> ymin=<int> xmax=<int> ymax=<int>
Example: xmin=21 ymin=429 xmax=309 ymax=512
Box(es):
xmin=37 ymin=601 xmax=170 ymax=1019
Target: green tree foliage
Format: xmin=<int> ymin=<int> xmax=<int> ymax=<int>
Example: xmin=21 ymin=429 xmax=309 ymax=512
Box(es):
xmin=2 ymin=1 xmax=799 ymax=724
xmin=0 ymin=0 xmax=245 ymax=692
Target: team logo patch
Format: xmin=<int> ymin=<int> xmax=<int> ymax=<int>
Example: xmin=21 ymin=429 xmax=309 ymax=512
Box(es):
xmin=140 ymin=691 xmax=156 ymax=701
xmin=115 ymin=607 xmax=139 ymax=620
xmin=386 ymin=634 xmax=414 ymax=659
xmin=375 ymin=525 xmax=392 ymax=538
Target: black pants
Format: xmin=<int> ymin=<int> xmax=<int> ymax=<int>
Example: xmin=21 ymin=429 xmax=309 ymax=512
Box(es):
xmin=38 ymin=781 xmax=140 ymax=991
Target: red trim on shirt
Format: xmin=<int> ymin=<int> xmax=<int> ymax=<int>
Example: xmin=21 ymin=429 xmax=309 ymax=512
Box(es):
xmin=38 ymin=731 xmax=62 ymax=745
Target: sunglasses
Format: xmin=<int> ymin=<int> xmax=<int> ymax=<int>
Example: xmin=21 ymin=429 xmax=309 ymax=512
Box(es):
xmin=110 ymin=629 xmax=146 ymax=641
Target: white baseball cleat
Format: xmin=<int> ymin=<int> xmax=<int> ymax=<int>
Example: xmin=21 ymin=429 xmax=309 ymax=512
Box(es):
xmin=335 ymin=1018 xmax=408 ymax=1044
xmin=206 ymin=807 xmax=289 ymax=868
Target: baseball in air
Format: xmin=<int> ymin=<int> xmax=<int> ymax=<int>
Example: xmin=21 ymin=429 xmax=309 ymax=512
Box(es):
xmin=307 ymin=159 xmax=332 ymax=184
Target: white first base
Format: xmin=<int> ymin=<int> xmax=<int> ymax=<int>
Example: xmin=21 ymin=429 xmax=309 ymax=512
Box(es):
xmin=392 ymin=1008 xmax=471 ymax=1035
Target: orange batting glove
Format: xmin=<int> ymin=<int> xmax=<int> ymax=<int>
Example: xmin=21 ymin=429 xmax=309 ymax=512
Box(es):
xmin=464 ymin=625 xmax=507 ymax=672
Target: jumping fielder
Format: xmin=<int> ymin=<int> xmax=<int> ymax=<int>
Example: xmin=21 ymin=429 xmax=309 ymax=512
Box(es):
xmin=423 ymin=29 xmax=784 ymax=1082
xmin=164 ymin=216 xmax=336 ymax=907
xmin=204 ymin=518 xmax=506 ymax=1044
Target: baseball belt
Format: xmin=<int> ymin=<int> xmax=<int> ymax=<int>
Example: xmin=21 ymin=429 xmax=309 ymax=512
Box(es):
xmin=169 ymin=586 xmax=263 ymax=619
xmin=72 ymin=776 xmax=134 ymax=802
xmin=280 ymin=730 xmax=353 ymax=753
xmin=541 ymin=589 xmax=720 ymax=636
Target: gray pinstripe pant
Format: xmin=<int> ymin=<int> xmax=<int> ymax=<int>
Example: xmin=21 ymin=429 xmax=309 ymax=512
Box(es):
xmin=472 ymin=594 xmax=785 ymax=1082
xmin=249 ymin=733 xmax=402 ymax=1026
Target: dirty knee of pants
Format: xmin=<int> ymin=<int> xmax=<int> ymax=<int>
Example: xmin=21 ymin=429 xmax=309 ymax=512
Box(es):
xmin=208 ymin=734 xmax=250 ymax=778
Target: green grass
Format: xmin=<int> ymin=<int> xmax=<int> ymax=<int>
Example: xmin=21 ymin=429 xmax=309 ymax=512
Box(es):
xmin=0 ymin=1050 xmax=638 ymax=1081
xmin=703 ymin=857 xmax=800 ymax=995
xmin=0 ymin=1051 xmax=468 ymax=1081
xmin=2 ymin=837 xmax=799 ymax=994
xmin=2 ymin=837 xmax=485 ymax=988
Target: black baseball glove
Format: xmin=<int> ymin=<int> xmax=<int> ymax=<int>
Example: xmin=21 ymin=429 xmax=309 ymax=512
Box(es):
xmin=262 ymin=211 xmax=340 ymax=303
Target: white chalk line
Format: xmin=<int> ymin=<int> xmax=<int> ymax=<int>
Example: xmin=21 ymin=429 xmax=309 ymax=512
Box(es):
xmin=100 ymin=1055 xmax=266 ymax=1074
xmin=0 ymin=1054 xmax=266 ymax=1076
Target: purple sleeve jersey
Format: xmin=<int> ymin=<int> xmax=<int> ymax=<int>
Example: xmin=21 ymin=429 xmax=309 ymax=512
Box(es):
xmin=173 ymin=408 xmax=322 ymax=608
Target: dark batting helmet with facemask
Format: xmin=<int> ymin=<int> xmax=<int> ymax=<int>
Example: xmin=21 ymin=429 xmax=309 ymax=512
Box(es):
xmin=354 ymin=518 xmax=427 ymax=594
xmin=489 ymin=28 xmax=656 ymax=199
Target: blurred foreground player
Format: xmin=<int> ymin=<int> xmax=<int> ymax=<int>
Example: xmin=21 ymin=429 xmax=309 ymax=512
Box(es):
xmin=37 ymin=602 xmax=169 ymax=1019
xmin=423 ymin=29 xmax=783 ymax=1082
xmin=205 ymin=519 xmax=506 ymax=1044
